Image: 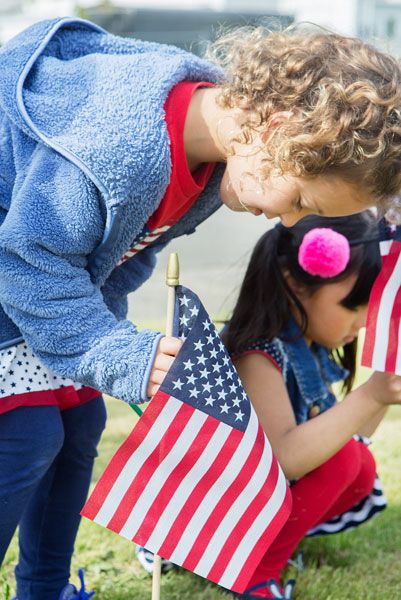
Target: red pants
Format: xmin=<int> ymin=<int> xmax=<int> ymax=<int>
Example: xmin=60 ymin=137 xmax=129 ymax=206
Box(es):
xmin=248 ymin=439 xmax=377 ymax=597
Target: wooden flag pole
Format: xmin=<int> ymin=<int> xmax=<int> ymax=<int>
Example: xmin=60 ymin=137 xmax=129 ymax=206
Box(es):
xmin=165 ymin=252 xmax=180 ymax=338
xmin=151 ymin=252 xmax=180 ymax=600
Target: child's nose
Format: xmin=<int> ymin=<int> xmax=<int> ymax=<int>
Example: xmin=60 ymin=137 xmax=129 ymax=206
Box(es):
xmin=355 ymin=307 xmax=368 ymax=329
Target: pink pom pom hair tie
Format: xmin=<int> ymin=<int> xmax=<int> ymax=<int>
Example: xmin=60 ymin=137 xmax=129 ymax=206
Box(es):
xmin=298 ymin=228 xmax=351 ymax=278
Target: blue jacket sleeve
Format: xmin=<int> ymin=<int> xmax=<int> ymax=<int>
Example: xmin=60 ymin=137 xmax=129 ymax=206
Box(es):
xmin=0 ymin=145 xmax=161 ymax=403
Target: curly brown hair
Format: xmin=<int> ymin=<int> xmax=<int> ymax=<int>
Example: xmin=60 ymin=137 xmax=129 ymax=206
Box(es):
xmin=206 ymin=25 xmax=401 ymax=211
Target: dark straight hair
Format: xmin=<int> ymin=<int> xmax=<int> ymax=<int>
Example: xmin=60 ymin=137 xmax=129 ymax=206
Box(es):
xmin=223 ymin=211 xmax=381 ymax=394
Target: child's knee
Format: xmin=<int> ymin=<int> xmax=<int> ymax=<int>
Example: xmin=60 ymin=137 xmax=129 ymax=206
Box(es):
xmin=354 ymin=442 xmax=377 ymax=496
xmin=316 ymin=439 xmax=362 ymax=486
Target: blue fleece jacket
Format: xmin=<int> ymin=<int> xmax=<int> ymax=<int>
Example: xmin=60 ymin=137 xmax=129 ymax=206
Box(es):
xmin=0 ymin=17 xmax=224 ymax=404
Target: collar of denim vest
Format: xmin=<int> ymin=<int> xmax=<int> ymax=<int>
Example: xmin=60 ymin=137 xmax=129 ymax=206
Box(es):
xmin=278 ymin=317 xmax=349 ymax=406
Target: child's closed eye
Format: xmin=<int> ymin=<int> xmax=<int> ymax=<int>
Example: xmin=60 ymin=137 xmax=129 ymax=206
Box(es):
xmin=293 ymin=197 xmax=303 ymax=212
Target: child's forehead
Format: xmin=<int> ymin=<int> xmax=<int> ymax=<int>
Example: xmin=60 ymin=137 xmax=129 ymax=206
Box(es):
xmin=314 ymin=273 xmax=360 ymax=300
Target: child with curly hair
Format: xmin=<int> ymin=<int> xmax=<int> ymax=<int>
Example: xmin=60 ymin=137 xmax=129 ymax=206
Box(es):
xmin=223 ymin=212 xmax=400 ymax=599
xmin=2 ymin=16 xmax=401 ymax=599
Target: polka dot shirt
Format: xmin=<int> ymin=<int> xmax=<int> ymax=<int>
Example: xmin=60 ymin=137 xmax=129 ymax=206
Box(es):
xmin=0 ymin=342 xmax=83 ymax=398
xmin=235 ymin=338 xmax=285 ymax=373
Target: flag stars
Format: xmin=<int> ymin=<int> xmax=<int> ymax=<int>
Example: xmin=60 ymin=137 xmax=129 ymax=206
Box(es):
xmin=172 ymin=378 xmax=184 ymax=390
xmin=235 ymin=410 xmax=245 ymax=421
xmin=202 ymin=381 xmax=212 ymax=393
xmin=179 ymin=295 xmax=191 ymax=307
xmin=170 ymin=288 xmax=251 ymax=431
xmin=214 ymin=375 xmax=224 ymax=387
xmin=183 ymin=359 xmax=194 ymax=371
xmin=180 ymin=314 xmax=190 ymax=327
xmin=190 ymin=305 xmax=199 ymax=317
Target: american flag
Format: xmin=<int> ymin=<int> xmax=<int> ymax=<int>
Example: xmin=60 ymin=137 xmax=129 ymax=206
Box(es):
xmin=82 ymin=285 xmax=291 ymax=593
xmin=362 ymin=235 xmax=401 ymax=373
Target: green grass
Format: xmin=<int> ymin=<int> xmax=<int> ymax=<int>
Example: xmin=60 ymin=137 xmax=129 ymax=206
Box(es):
xmin=2 ymin=373 xmax=401 ymax=598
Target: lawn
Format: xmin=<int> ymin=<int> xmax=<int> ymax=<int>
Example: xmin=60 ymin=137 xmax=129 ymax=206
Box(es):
xmin=2 ymin=370 xmax=401 ymax=599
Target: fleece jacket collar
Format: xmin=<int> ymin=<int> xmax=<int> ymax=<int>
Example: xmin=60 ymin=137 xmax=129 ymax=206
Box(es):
xmin=0 ymin=16 xmax=222 ymax=212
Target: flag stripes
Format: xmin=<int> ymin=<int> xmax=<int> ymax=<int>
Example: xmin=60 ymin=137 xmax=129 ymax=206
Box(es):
xmin=156 ymin=426 xmax=242 ymax=559
xmin=116 ymin=225 xmax=170 ymax=266
xmin=204 ymin=454 xmax=278 ymax=584
xmin=119 ymin=405 xmax=210 ymax=539
xmin=362 ymin=240 xmax=401 ymax=372
xmin=144 ymin=423 xmax=234 ymax=553
xmin=230 ymin=479 xmax=291 ymax=591
xmin=82 ymin=391 xmax=288 ymax=592
xmin=134 ymin=416 xmax=221 ymax=544
xmin=82 ymin=395 xmax=169 ymax=520
xmin=167 ymin=409 xmax=262 ymax=567
xmin=82 ymin=393 xmax=176 ymax=522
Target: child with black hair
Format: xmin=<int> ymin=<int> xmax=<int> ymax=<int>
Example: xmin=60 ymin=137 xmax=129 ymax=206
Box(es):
xmin=223 ymin=212 xmax=401 ymax=599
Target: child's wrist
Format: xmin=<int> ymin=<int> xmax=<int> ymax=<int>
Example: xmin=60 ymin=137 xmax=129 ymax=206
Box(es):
xmin=359 ymin=381 xmax=386 ymax=409
xmin=347 ymin=383 xmax=384 ymax=415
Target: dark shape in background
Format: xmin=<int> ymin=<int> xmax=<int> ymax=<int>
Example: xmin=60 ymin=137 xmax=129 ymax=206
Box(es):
xmin=81 ymin=5 xmax=292 ymax=53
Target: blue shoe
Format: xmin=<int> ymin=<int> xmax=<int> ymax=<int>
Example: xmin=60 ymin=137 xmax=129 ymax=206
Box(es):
xmin=12 ymin=571 xmax=94 ymax=600
xmin=136 ymin=545 xmax=175 ymax=574
xmin=58 ymin=569 xmax=95 ymax=600
xmin=230 ymin=579 xmax=296 ymax=599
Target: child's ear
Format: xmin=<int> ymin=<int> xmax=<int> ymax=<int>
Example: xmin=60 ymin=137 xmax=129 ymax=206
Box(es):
xmin=261 ymin=111 xmax=293 ymax=143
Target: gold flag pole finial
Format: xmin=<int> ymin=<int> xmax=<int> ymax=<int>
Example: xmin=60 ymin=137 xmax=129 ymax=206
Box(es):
xmin=166 ymin=252 xmax=179 ymax=287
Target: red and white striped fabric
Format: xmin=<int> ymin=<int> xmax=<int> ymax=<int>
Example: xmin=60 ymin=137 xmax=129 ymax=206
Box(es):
xmin=116 ymin=225 xmax=170 ymax=267
xmin=362 ymin=239 xmax=401 ymax=373
xmin=82 ymin=286 xmax=291 ymax=593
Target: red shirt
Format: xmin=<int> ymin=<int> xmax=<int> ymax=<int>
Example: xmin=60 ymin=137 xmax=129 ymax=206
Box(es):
xmin=148 ymin=80 xmax=216 ymax=229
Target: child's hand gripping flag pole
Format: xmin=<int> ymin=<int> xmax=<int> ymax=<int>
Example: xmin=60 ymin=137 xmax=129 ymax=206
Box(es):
xmin=81 ymin=260 xmax=291 ymax=595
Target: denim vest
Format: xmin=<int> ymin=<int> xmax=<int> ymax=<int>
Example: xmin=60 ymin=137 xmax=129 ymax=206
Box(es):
xmin=244 ymin=318 xmax=349 ymax=424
